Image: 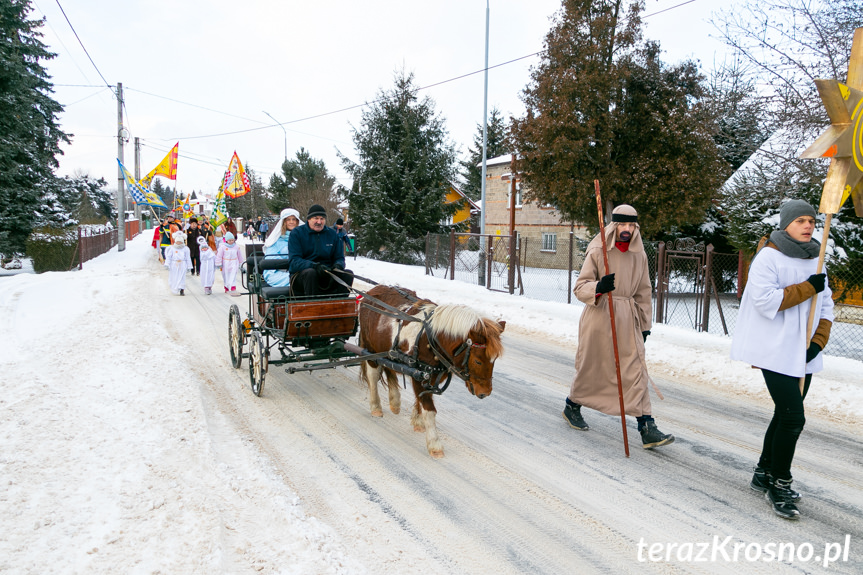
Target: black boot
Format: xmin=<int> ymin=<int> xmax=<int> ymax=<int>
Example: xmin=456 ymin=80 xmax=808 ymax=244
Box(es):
xmin=767 ymin=478 xmax=800 ymax=519
xmin=751 ymin=466 xmax=801 ymax=500
xmin=563 ymin=403 xmax=589 ymax=431
xmin=640 ymin=421 xmax=674 ymax=448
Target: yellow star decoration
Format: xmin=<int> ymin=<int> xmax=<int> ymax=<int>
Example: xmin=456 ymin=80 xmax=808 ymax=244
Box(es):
xmin=801 ymin=27 xmax=863 ymax=216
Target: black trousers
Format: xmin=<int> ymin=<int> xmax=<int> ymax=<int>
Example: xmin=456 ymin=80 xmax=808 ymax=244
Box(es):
xmin=290 ymin=267 xmax=354 ymax=297
xmin=758 ymin=369 xmax=812 ymax=481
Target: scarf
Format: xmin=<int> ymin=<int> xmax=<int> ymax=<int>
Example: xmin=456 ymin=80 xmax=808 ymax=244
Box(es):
xmin=769 ymin=230 xmax=820 ymax=259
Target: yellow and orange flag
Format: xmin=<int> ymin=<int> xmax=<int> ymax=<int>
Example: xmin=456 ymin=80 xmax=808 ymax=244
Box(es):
xmin=222 ymin=151 xmax=251 ymax=199
xmin=140 ymin=142 xmax=179 ymax=189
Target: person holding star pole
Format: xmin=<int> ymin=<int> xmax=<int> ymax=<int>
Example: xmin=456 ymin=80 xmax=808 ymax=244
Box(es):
xmin=730 ymin=26 xmax=862 ymax=521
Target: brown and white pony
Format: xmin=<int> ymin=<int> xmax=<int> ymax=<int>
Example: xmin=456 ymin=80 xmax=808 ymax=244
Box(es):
xmin=358 ymin=285 xmax=505 ymax=458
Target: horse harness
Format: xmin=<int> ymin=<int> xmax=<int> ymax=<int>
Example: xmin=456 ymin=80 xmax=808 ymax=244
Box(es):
xmin=326 ymin=271 xmax=482 ymax=396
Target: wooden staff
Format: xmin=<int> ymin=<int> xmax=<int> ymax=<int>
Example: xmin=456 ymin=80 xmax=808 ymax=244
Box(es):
xmin=594 ymin=180 xmax=630 ymax=457
xmin=800 ymin=213 xmax=832 ymax=395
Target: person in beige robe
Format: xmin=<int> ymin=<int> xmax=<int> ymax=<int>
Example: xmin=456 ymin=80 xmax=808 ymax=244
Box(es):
xmin=563 ymin=204 xmax=674 ymax=449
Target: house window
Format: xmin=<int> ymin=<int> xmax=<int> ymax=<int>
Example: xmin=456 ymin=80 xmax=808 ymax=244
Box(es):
xmin=541 ymin=232 xmax=557 ymax=252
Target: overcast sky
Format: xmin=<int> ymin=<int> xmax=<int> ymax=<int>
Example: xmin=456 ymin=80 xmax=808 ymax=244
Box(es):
xmin=33 ymin=0 xmax=736 ymax=202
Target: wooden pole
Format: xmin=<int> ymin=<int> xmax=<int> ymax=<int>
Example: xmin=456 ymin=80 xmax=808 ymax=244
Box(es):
xmin=594 ymin=180 xmax=630 ymax=457
xmin=800 ymin=213 xmax=832 ymax=395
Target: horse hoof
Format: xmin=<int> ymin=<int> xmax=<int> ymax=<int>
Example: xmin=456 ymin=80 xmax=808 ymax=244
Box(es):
xmin=429 ymin=449 xmax=445 ymax=459
xmin=389 ymin=405 xmax=401 ymax=415
xmin=413 ymin=424 xmax=425 ymax=432
xmin=371 ymin=409 xmax=383 ymax=418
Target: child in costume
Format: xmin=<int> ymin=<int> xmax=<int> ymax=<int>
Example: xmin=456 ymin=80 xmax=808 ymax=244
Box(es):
xmin=215 ymin=231 xmax=242 ymax=293
xmin=197 ymin=236 xmax=216 ymax=294
xmin=164 ymin=231 xmax=192 ymax=295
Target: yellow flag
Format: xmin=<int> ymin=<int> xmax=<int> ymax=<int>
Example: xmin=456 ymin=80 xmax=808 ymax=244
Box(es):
xmin=140 ymin=143 xmax=179 ymax=188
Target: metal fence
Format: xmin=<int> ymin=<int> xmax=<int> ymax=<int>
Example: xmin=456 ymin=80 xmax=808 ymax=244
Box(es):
xmin=425 ymin=232 xmax=863 ymax=363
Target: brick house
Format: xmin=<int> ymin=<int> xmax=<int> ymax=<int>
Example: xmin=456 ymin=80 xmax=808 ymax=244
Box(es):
xmin=482 ymin=154 xmax=590 ymax=268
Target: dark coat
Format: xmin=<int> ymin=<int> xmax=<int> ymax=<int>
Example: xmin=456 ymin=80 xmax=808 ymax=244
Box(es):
xmin=186 ymin=227 xmax=203 ymax=256
xmin=288 ymin=223 xmax=345 ymax=275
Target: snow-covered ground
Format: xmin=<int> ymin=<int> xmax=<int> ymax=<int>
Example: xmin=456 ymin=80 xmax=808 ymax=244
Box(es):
xmin=1 ymin=234 xmax=860 ymax=573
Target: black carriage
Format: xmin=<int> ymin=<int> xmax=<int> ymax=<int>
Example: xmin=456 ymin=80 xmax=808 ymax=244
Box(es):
xmin=228 ymin=251 xmax=362 ymax=396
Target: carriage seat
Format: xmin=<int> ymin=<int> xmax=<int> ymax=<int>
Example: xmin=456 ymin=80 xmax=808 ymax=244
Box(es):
xmin=256 ymin=257 xmax=292 ymax=271
xmin=261 ymin=285 xmax=293 ymax=299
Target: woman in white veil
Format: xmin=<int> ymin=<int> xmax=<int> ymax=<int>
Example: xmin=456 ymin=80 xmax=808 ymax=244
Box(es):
xmin=263 ymin=208 xmax=302 ymax=287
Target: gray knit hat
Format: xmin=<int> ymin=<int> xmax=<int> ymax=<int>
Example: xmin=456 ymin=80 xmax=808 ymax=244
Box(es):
xmin=779 ymin=199 xmax=816 ymax=230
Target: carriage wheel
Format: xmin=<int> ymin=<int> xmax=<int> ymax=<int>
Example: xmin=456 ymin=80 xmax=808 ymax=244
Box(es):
xmin=229 ymin=304 xmax=244 ymax=369
xmin=248 ymin=331 xmax=267 ymax=397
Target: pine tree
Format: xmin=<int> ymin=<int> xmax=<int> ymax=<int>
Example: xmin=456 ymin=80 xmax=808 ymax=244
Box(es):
xmin=340 ymin=70 xmax=458 ymax=264
xmin=0 ymin=0 xmax=70 ymax=256
xmin=266 ymin=148 xmax=340 ymax=219
xmin=510 ymin=0 xmax=725 ymax=238
xmin=713 ymin=0 xmax=863 ymax=274
xmin=459 ymin=106 xmax=510 ymax=200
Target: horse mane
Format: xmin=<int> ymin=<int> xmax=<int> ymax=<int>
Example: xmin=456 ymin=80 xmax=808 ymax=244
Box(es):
xmin=427 ymin=305 xmax=504 ymax=360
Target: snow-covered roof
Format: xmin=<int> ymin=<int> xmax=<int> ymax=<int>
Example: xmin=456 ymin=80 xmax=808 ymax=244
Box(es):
xmin=477 ymin=154 xmax=516 ymax=168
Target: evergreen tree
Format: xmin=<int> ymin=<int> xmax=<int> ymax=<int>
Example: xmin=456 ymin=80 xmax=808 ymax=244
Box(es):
xmin=459 ymin=106 xmax=511 ymax=200
xmin=34 ymin=174 xmax=114 ymax=227
xmin=510 ymin=0 xmax=726 ymax=239
xmin=0 ymin=0 xmax=70 ymax=256
xmin=340 ymin=70 xmax=458 ymax=264
xmin=266 ymin=148 xmax=340 ymax=219
xmin=226 ymin=165 xmax=269 ymax=219
xmin=713 ymin=0 xmax=863 ymax=268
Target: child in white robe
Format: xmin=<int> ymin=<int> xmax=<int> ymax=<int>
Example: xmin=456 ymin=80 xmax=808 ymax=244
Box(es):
xmin=215 ymin=231 xmax=242 ymax=293
xmin=197 ymin=236 xmax=216 ymax=294
xmin=164 ymin=231 xmax=192 ymax=295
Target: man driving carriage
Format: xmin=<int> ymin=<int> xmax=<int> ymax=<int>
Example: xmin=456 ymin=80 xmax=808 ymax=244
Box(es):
xmin=288 ymin=204 xmax=354 ymax=297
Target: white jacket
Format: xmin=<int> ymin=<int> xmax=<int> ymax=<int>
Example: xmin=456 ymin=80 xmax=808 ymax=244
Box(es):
xmin=730 ymin=246 xmax=834 ymax=377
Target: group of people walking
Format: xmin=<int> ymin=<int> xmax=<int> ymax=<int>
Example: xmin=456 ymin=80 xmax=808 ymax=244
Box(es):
xmin=566 ymin=200 xmax=832 ymax=521
xmin=154 ymin=214 xmax=244 ymax=296
xmin=154 ymin=199 xmax=833 ymax=522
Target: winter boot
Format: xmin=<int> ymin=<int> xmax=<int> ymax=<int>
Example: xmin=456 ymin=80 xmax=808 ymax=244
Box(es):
xmin=767 ymin=478 xmax=800 ymax=520
xmin=640 ymin=421 xmax=674 ymax=448
xmin=563 ymin=403 xmax=589 ymax=431
xmin=224 ymin=286 xmax=229 ymax=293
xmin=179 ymin=289 xmax=184 ymax=296
xmin=231 ymin=286 xmax=236 ymax=292
xmin=751 ymin=467 xmax=800 ymax=501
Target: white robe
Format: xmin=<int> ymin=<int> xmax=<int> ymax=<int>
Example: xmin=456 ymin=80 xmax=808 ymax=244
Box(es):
xmin=216 ymin=241 xmax=242 ymax=289
xmin=164 ymin=244 xmax=192 ymax=293
xmin=199 ymin=245 xmax=216 ymax=288
xmin=730 ymin=247 xmax=834 ymax=377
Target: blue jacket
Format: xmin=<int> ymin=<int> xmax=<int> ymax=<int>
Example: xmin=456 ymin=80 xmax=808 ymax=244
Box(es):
xmin=288 ymin=223 xmax=345 ymax=275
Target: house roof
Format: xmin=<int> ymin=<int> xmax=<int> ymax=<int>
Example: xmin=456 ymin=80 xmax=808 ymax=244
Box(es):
xmin=448 ymin=182 xmax=480 ymax=211
xmin=477 ymin=153 xmax=516 ymax=168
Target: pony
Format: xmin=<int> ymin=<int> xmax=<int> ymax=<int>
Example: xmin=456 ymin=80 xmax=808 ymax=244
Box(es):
xmin=358 ymin=285 xmax=505 ymax=458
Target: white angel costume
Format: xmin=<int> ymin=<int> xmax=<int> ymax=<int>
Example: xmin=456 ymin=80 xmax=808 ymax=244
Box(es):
xmin=164 ymin=231 xmax=192 ymax=294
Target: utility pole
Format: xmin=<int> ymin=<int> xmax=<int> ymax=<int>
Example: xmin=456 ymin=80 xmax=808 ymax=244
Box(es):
xmin=133 ymin=137 xmax=142 ymax=221
xmin=479 ymin=0 xmax=490 ymax=285
xmin=116 ymin=82 xmax=126 ymax=252
xmin=501 ymin=154 xmax=520 ymax=294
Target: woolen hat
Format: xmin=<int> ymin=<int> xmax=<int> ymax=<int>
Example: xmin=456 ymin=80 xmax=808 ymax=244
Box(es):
xmin=779 ymin=199 xmax=816 ymax=230
xmin=307 ymin=204 xmax=327 ymax=219
xmin=224 ymin=232 xmax=235 ymax=241
xmin=335 ymin=217 xmax=344 ymax=226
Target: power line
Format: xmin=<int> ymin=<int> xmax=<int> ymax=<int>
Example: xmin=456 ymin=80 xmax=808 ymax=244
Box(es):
xmin=162 ymin=0 xmax=707 ymax=142
xmin=53 ymin=0 xmax=111 ymax=89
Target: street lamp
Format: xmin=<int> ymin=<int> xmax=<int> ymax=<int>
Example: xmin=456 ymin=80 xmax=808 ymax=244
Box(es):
xmin=263 ymin=110 xmax=287 ymax=163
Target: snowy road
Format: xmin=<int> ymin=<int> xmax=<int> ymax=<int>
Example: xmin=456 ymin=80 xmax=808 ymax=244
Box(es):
xmin=173 ymin=260 xmax=862 ymax=574
xmin=3 ymin=237 xmax=859 ymax=574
